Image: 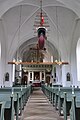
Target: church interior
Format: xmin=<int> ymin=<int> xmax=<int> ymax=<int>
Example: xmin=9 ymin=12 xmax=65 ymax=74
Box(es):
xmin=0 ymin=0 xmax=80 ymax=119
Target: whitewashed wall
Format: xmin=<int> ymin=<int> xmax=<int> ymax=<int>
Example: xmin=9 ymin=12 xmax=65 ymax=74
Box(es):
xmin=0 ymin=0 xmax=80 ymax=87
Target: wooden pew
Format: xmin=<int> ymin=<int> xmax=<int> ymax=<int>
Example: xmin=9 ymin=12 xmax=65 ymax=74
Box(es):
xmin=56 ymin=87 xmax=78 ymax=114
xmin=0 ymin=101 xmax=5 ymax=120
xmin=62 ymin=87 xmax=80 ymax=120
xmin=41 ymin=85 xmax=59 ymax=104
xmin=0 ymin=85 xmax=31 ymax=120
xmin=70 ymin=94 xmax=80 ymax=120
xmin=41 ymin=84 xmax=60 ymax=106
xmin=64 ymin=92 xmax=80 ymax=120
xmin=0 ymin=93 xmax=15 ymax=120
xmin=57 ymin=87 xmax=73 ymax=114
xmin=0 ymin=88 xmax=22 ymax=120
xmin=41 ymin=85 xmax=80 ymax=120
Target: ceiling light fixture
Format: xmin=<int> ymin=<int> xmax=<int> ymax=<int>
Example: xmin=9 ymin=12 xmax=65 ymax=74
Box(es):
xmin=8 ymin=2 xmax=68 ymax=66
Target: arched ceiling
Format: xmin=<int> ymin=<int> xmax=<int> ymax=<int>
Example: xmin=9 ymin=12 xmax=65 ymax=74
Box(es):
xmin=0 ymin=0 xmax=79 ymax=62
xmin=19 ymin=37 xmax=58 ymax=61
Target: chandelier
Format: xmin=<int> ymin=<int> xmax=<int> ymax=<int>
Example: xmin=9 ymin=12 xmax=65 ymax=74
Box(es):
xmin=8 ymin=2 xmax=68 ymax=66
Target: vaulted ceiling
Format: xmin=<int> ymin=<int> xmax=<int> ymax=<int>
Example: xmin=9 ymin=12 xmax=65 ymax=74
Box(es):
xmin=0 ymin=0 xmax=79 ymax=62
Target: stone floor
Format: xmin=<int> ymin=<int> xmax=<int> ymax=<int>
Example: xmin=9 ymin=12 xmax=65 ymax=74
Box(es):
xmin=20 ymin=88 xmax=64 ymax=120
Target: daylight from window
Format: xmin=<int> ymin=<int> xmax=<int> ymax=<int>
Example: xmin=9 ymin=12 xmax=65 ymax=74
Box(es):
xmin=77 ymin=38 xmax=80 ymax=81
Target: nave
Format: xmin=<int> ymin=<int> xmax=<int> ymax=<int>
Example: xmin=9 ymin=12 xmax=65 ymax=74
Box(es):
xmin=0 ymin=0 xmax=80 ymax=119
xmin=21 ymin=88 xmax=61 ymax=120
xmin=0 ymin=84 xmax=80 ymax=120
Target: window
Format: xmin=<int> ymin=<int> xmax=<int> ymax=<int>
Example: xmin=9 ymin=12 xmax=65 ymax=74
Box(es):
xmin=76 ymin=38 xmax=80 ymax=81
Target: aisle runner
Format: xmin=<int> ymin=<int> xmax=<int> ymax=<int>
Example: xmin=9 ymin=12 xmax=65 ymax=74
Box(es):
xmin=22 ymin=89 xmax=62 ymax=120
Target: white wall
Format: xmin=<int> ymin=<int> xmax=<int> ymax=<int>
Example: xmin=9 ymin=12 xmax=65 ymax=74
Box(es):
xmin=70 ymin=20 xmax=80 ymax=86
xmin=0 ymin=20 xmax=6 ymax=87
xmin=0 ymin=2 xmax=80 ymax=87
xmin=0 ymin=19 xmax=13 ymax=87
xmin=60 ymin=19 xmax=80 ymax=87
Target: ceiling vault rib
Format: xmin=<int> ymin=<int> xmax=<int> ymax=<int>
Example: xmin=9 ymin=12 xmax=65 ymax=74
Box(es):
xmin=8 ymin=7 xmax=40 ymax=54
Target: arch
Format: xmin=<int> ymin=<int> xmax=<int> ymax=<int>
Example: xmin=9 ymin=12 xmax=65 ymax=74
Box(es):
xmin=1 ymin=4 xmax=77 ymax=61
xmin=0 ymin=0 xmax=79 ymax=19
xmin=11 ymin=36 xmax=59 ymax=62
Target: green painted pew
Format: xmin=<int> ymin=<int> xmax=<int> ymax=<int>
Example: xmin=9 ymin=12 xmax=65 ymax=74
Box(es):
xmin=57 ymin=87 xmax=73 ymax=114
xmin=0 ymin=85 xmax=31 ymax=120
xmin=56 ymin=87 xmax=80 ymax=116
xmin=0 ymin=101 xmax=5 ymax=120
xmin=70 ymin=94 xmax=80 ymax=120
xmin=64 ymin=92 xmax=80 ymax=120
xmin=41 ymin=84 xmax=80 ymax=120
xmin=41 ymin=85 xmax=58 ymax=103
xmin=0 ymin=93 xmax=16 ymax=120
xmin=41 ymin=85 xmax=61 ymax=106
xmin=0 ymin=89 xmax=21 ymax=120
xmin=0 ymin=86 xmax=31 ymax=110
xmin=0 ymin=87 xmax=23 ymax=117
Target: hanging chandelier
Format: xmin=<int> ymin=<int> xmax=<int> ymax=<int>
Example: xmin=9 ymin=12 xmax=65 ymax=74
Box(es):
xmin=8 ymin=2 xmax=69 ymax=66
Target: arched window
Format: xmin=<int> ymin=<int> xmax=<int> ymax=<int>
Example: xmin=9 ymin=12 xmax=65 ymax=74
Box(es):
xmin=76 ymin=38 xmax=80 ymax=81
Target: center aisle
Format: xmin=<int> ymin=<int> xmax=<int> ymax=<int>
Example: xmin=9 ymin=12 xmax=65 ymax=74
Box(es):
xmin=21 ymin=88 xmax=63 ymax=120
